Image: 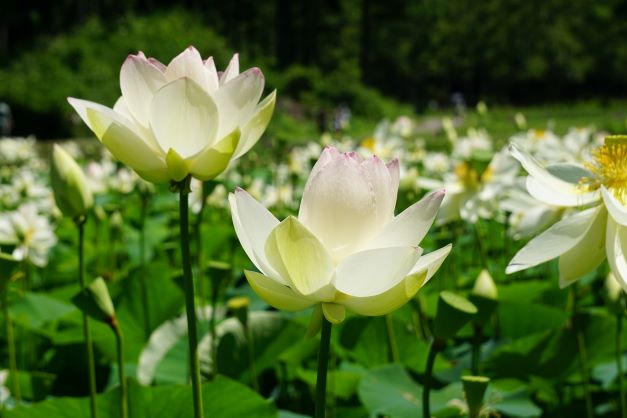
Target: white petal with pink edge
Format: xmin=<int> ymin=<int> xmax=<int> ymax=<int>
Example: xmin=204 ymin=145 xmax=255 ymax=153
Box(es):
xmin=120 ymin=53 xmax=168 ymax=127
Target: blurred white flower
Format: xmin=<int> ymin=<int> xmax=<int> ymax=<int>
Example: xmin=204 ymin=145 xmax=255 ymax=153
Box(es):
xmin=422 ymin=152 xmax=451 ymax=177
xmin=359 ymin=120 xmax=405 ymax=161
xmin=189 ymin=178 xmax=205 ymax=214
xmin=109 ymin=167 xmax=138 ymax=194
xmin=391 ymin=116 xmax=414 ymax=138
xmin=206 ymin=184 xmax=228 ymax=208
xmin=0 ymin=369 xmax=9 ymax=405
xmin=451 ymin=129 xmax=492 ymax=161
xmin=0 ymin=203 xmax=57 ymax=267
xmin=85 ymin=159 xmax=117 ymax=194
xmin=423 ymin=147 xmax=519 ymax=224
xmin=0 ymin=137 xmax=37 ymax=165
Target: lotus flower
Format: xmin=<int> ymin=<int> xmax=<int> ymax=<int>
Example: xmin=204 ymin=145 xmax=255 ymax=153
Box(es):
xmin=507 ymin=137 xmax=627 ymax=289
xmin=229 ymin=147 xmax=451 ymax=323
xmin=68 ymin=47 xmax=276 ymax=183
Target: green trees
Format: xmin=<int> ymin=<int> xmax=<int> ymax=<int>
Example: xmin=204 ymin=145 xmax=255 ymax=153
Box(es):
xmin=2 ymin=0 xmax=627 ymax=137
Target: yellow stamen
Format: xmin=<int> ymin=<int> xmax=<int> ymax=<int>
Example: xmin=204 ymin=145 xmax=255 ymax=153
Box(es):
xmin=583 ymin=135 xmax=627 ymax=204
xmin=455 ymin=162 xmax=479 ymax=189
xmin=360 ymin=137 xmax=376 ymax=152
xmin=481 ymin=165 xmax=494 ymax=183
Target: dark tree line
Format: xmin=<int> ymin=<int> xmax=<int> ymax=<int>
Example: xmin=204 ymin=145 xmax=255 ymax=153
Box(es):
xmin=3 ymin=0 xmax=627 ymax=109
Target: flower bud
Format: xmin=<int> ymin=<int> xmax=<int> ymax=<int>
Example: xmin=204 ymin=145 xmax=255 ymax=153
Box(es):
xmin=470 ymin=270 xmax=498 ymax=325
xmin=472 ymin=270 xmax=498 ymax=300
xmin=434 ymin=291 xmax=477 ymax=340
xmin=51 ymin=144 xmax=93 ymax=219
xmin=71 ymin=277 xmax=116 ymax=327
xmin=227 ymin=296 xmax=250 ymax=328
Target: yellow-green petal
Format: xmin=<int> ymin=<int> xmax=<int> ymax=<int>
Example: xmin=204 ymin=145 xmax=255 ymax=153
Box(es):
xmin=265 ymin=216 xmax=334 ymax=298
xmin=340 ymin=270 xmax=428 ymax=316
xmin=82 ymin=105 xmax=167 ymax=178
xmin=189 ymin=129 xmax=240 ymax=181
xmin=235 ymin=90 xmax=276 ymax=159
xmin=165 ymin=148 xmax=190 ymax=181
xmin=322 ymin=303 xmax=345 ymax=324
xmin=244 ymin=270 xmax=313 ymax=311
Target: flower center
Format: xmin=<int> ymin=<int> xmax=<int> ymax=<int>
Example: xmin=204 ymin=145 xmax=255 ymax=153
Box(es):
xmin=583 ymin=135 xmax=627 ymax=204
xmin=455 ymin=162 xmax=480 ymax=189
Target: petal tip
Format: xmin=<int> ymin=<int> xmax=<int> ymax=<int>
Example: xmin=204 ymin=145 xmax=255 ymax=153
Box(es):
xmin=250 ymin=67 xmax=264 ymax=78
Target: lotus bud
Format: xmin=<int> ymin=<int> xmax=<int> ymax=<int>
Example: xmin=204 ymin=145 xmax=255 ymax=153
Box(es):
xmin=433 ymin=291 xmax=477 ymax=340
xmin=476 ymin=101 xmax=488 ymax=116
xmin=110 ymin=211 xmax=123 ymax=230
xmin=472 ymin=270 xmax=498 ymax=300
xmin=71 ymin=277 xmax=117 ymax=327
xmin=227 ymin=296 xmax=250 ymax=328
xmin=514 ymin=112 xmax=527 ymax=130
xmin=470 ymin=270 xmax=499 ymax=326
xmin=94 ymin=205 xmax=107 ymax=222
xmin=51 ymin=144 xmax=93 ymax=219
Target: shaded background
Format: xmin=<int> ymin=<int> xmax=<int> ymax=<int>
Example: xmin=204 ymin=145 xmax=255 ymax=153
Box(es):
xmin=2 ymin=0 xmax=627 ymax=138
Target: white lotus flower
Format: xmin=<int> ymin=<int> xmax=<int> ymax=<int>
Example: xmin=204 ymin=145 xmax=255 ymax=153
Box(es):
xmin=229 ymin=146 xmax=451 ymax=323
xmin=0 ymin=203 xmax=57 ymax=267
xmin=422 ymin=147 xmax=519 ymax=224
xmin=506 ymin=136 xmax=627 ymax=288
xmin=68 ymin=47 xmax=276 ymax=183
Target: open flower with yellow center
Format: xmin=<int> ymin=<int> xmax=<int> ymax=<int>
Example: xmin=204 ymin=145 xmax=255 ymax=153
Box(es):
xmin=0 ymin=203 xmax=57 ymax=267
xmin=507 ymin=136 xmax=627 ymax=288
xmin=68 ymin=47 xmax=276 ymax=183
xmin=229 ymin=146 xmax=451 ymax=323
xmin=421 ymin=148 xmax=519 ymax=224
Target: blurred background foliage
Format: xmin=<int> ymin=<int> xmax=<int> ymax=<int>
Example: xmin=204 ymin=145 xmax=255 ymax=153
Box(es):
xmin=2 ymin=0 xmax=627 ymax=138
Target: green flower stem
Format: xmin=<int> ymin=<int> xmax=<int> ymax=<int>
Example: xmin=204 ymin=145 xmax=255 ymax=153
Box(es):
xmin=617 ymin=302 xmax=626 ymax=418
xmin=472 ymin=221 xmax=488 ymax=270
xmin=471 ymin=324 xmax=482 ymax=375
xmin=2 ymin=281 xmax=20 ymax=403
xmin=410 ymin=299 xmax=430 ymax=341
xmin=576 ymin=329 xmax=593 ymax=418
xmin=570 ymin=286 xmax=593 ymax=418
xmin=423 ymin=338 xmax=444 ymax=418
xmin=194 ymin=182 xmax=207 ymax=309
xmin=315 ymin=317 xmax=332 ymax=418
xmin=139 ymin=193 xmax=151 ymax=339
xmin=76 ymin=216 xmax=98 ymax=418
xmin=245 ymin=322 xmax=258 ymax=391
xmin=385 ymin=314 xmax=400 ymax=362
xmin=178 ymin=177 xmax=204 ymax=418
xmin=113 ymin=323 xmax=128 ymax=418
xmin=209 ymin=280 xmax=219 ymax=380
